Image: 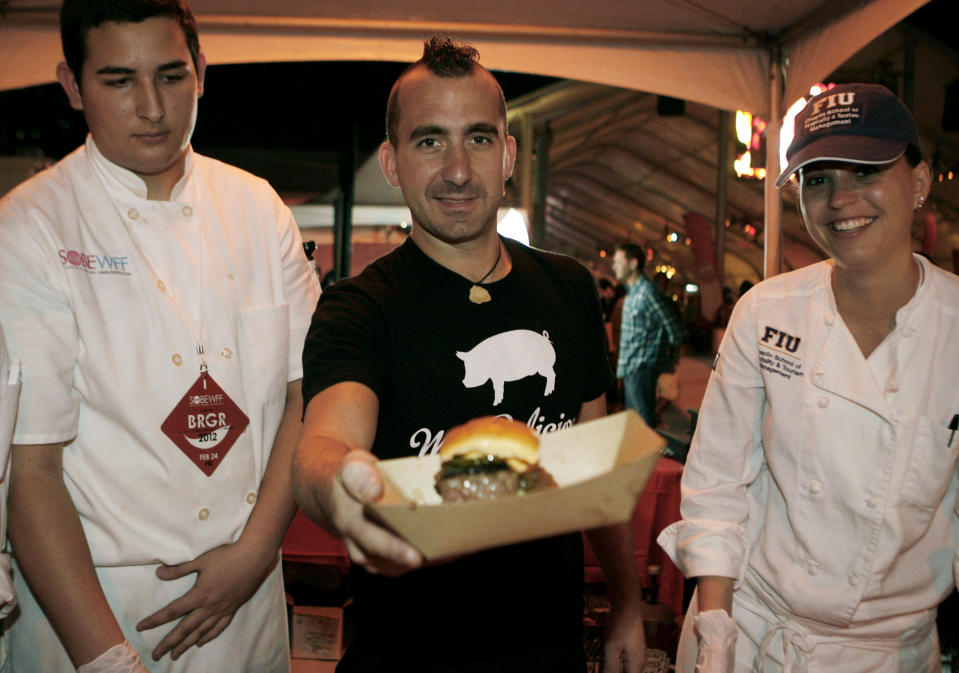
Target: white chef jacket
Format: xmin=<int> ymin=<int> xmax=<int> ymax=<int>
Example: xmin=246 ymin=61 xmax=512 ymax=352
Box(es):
xmin=0 ymin=136 xmax=319 ymax=671
xmin=659 ymin=255 xmax=959 ymax=670
xmin=0 ymin=327 xmax=21 ymax=672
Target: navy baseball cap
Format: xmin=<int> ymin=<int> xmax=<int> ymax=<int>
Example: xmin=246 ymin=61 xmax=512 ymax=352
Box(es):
xmin=775 ymin=83 xmax=920 ymax=188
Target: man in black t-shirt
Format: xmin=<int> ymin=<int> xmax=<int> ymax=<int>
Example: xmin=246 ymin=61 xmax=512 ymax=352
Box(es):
xmin=292 ymin=36 xmax=646 ymax=673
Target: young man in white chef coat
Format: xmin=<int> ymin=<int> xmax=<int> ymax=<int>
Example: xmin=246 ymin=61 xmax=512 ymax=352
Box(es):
xmin=0 ymin=0 xmax=319 ymax=671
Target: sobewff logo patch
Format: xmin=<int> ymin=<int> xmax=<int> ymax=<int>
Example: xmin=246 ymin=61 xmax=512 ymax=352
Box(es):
xmin=161 ymin=373 xmax=249 ymax=476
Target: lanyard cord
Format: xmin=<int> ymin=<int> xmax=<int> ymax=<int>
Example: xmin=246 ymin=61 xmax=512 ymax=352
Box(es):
xmin=123 ymin=206 xmax=208 ymax=373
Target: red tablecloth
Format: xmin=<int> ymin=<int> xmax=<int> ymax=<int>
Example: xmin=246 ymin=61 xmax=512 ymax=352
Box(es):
xmin=582 ymin=456 xmax=684 ymax=618
xmin=282 ymin=456 xmax=685 ymax=617
xmin=282 ymin=511 xmax=349 ymax=571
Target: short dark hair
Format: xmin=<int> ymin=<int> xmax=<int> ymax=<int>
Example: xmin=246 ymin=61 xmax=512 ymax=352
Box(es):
xmin=385 ymin=35 xmax=507 ymax=145
xmin=904 ymin=143 xmax=924 ymax=167
xmin=60 ymin=0 xmax=200 ymax=88
xmin=617 ymin=243 xmax=646 ymax=273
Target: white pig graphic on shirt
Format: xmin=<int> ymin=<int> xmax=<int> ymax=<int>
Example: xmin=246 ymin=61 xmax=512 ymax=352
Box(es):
xmin=456 ymin=329 xmax=556 ymax=406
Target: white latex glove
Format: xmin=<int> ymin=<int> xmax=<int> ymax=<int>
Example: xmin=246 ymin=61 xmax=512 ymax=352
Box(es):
xmin=76 ymin=641 xmax=149 ymax=673
xmin=0 ymin=553 xmax=15 ymax=618
xmin=694 ymin=609 xmax=738 ymax=673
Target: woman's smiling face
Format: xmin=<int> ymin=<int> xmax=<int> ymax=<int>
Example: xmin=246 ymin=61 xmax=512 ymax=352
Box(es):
xmin=798 ymin=156 xmax=930 ymax=272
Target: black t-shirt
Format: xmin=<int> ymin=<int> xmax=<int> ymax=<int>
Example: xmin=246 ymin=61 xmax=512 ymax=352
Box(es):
xmin=303 ymin=237 xmax=613 ymax=665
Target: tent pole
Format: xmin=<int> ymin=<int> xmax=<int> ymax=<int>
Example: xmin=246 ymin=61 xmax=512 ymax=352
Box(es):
xmin=518 ymin=112 xmax=535 ymax=241
xmin=334 ymin=125 xmax=357 ymax=280
xmin=715 ymin=109 xmax=729 ymax=288
xmin=532 ymin=126 xmax=551 ymax=248
xmin=763 ymin=48 xmax=784 ymax=279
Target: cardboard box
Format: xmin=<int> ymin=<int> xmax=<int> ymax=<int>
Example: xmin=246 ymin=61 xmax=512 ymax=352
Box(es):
xmin=367 ymin=410 xmax=664 ymax=560
xmin=290 ymin=659 xmax=338 ymax=673
xmin=290 ymin=604 xmax=346 ymax=661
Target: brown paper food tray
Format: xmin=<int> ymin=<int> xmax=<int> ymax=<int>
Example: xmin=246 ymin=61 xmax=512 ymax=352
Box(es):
xmin=366 ymin=410 xmax=664 ymax=560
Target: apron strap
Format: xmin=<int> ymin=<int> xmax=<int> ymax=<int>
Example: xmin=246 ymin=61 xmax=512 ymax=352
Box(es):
xmin=757 ymin=619 xmax=815 ymax=673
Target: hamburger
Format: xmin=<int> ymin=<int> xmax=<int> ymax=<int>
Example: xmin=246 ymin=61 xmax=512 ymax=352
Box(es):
xmin=434 ymin=416 xmax=557 ymax=502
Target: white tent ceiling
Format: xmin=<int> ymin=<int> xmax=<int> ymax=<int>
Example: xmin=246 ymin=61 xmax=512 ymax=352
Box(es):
xmin=0 ymin=0 xmax=937 ymax=283
xmin=0 ymin=0 xmax=928 ymax=114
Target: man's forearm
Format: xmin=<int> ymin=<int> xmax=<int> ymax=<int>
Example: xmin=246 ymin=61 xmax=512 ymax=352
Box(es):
xmin=585 ymin=521 xmax=647 ymax=673
xmin=291 ymin=382 xmax=379 ymax=534
xmin=585 ymin=522 xmax=642 ymax=605
xmin=291 ymin=431 xmax=349 ymax=533
xmin=577 ymin=398 xmax=639 ymax=599
xmin=7 ymin=443 xmax=125 ymax=667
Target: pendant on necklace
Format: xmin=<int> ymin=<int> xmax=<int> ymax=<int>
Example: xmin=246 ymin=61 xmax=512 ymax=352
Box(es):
xmin=467 ymin=240 xmax=502 ymax=304
xmin=469 ymin=285 xmax=492 ymax=304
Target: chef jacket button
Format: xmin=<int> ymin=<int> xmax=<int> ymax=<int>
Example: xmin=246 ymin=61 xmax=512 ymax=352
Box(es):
xmin=171 ymin=353 xmax=183 ymax=367
xmin=865 ymin=497 xmax=876 ymax=508
xmin=156 ymin=280 xmax=167 ymax=293
xmin=817 ymin=397 xmax=828 ymax=408
xmin=220 ymin=346 xmax=233 ymax=360
xmin=808 ymin=480 xmax=822 ymax=494
xmin=197 ymin=507 xmax=210 ymax=521
xmin=824 ymin=314 xmax=834 ymax=326
xmin=182 ymin=205 xmax=193 ymax=217
xmin=807 ymin=561 xmax=819 ymax=576
xmin=246 ymin=492 xmax=257 ymax=505
xmin=848 ymin=573 xmax=861 ymax=586
xmin=127 ymin=208 xmax=139 ymax=220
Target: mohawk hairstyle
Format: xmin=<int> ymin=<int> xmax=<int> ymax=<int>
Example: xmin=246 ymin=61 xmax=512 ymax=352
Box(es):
xmin=385 ymin=35 xmax=505 ymax=145
xmin=420 ymin=35 xmax=480 ymax=77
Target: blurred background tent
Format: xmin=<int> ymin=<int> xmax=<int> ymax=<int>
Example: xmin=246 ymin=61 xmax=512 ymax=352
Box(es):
xmin=3 ymin=0 xmax=958 ymax=312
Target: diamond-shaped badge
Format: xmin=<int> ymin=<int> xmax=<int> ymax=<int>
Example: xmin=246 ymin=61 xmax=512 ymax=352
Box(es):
xmin=161 ymin=372 xmax=249 ymax=476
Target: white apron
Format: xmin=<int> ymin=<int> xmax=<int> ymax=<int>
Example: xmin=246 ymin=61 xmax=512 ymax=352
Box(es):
xmin=676 ymin=579 xmax=940 ymax=673
xmin=7 ymin=557 xmax=289 ymax=673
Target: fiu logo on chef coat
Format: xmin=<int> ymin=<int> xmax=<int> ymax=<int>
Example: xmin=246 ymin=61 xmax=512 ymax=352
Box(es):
xmin=758 ymin=326 xmax=804 ymax=381
xmin=58 ymin=249 xmax=132 ymax=276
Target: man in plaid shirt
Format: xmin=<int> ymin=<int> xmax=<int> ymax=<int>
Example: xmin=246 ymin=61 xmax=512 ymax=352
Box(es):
xmin=612 ymin=243 xmax=684 ymax=427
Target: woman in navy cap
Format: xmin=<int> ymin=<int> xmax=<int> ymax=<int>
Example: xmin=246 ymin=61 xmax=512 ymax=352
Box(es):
xmin=660 ymin=83 xmax=959 ymax=672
